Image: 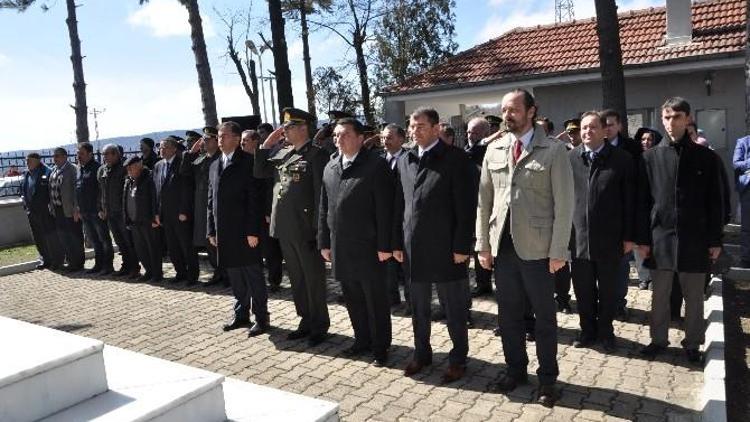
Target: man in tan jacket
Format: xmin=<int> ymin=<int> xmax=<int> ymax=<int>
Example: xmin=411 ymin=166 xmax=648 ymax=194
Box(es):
xmin=476 ymin=89 xmax=574 ymax=407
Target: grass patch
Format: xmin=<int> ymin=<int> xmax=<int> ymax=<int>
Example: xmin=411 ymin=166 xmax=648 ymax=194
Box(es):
xmin=0 ymin=244 xmax=38 ymax=267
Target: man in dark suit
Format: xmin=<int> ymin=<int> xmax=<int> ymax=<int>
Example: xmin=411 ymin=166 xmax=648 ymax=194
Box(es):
xmin=123 ymin=156 xmax=163 ymax=282
xmin=393 ymin=107 xmax=475 ymax=383
xmin=154 ymin=137 xmax=199 ymax=284
xmin=636 ymin=97 xmax=724 ymax=364
xmin=380 ymin=123 xmax=409 ymax=312
xmin=209 ymin=121 xmax=269 ymax=337
xmin=319 ymin=118 xmax=394 ymax=366
xmin=602 ymin=109 xmax=642 ymax=321
xmin=76 ymin=142 xmax=114 ymax=275
xmin=182 ymin=127 xmax=225 ymax=286
xmin=465 ymin=117 xmax=493 ymax=298
xmin=20 ymin=152 xmax=63 ymax=270
xmin=255 ymin=108 xmax=330 ymax=346
xmin=568 ymin=111 xmax=635 ymax=352
xmin=255 ymin=123 xmax=284 ymax=292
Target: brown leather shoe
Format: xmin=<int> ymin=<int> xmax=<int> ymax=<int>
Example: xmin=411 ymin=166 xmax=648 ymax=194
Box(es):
xmin=403 ymin=359 xmax=430 ymax=376
xmin=441 ymin=364 xmax=465 ymax=383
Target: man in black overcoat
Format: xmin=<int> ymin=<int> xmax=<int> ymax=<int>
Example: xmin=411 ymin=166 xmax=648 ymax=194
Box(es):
xmin=636 ymin=97 xmax=724 ymax=364
xmin=209 ymin=121 xmax=269 ymax=337
xmin=393 ymin=107 xmax=475 ymax=383
xmin=318 ymin=118 xmax=394 ymax=367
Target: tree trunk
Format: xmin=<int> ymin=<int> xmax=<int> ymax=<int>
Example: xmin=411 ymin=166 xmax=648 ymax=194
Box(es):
xmin=353 ymin=34 xmax=373 ymax=126
xmin=745 ymin=0 xmax=750 ymax=132
xmin=186 ymin=0 xmax=218 ymax=127
xmin=228 ymin=42 xmax=257 ymax=115
xmin=300 ymin=1 xmax=316 ymax=120
xmin=248 ymin=59 xmax=261 ymax=117
xmin=268 ymin=0 xmax=294 ymax=119
xmin=65 ymin=0 xmax=89 ymax=144
xmin=595 ymin=0 xmax=628 ymax=136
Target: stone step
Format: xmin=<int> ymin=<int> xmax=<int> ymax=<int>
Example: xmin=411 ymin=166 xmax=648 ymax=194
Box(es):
xmin=0 ymin=317 xmax=108 ymax=422
xmin=40 ymin=346 xmax=226 ymax=422
xmin=223 ymin=377 xmax=338 ymax=422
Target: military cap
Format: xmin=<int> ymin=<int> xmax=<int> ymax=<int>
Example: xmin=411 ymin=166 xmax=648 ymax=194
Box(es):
xmin=282 ymin=107 xmax=314 ymax=127
xmin=203 ymin=126 xmax=218 ymax=137
xmin=185 ymin=130 xmax=202 ymax=139
xmin=564 ymin=118 xmax=581 ymax=131
xmin=484 ymin=115 xmax=503 ymax=125
xmin=328 ymin=110 xmax=353 ymax=122
xmin=140 ymin=137 xmax=155 ymax=148
xmin=123 ymin=155 xmax=142 ymax=167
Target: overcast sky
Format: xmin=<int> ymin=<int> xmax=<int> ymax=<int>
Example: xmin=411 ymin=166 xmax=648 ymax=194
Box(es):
xmin=0 ymin=0 xmax=661 ymax=151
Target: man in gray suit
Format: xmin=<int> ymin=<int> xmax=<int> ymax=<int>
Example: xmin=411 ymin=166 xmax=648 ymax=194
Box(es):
xmin=476 ymin=90 xmax=574 ymax=407
xmin=49 ymin=147 xmax=85 ymax=271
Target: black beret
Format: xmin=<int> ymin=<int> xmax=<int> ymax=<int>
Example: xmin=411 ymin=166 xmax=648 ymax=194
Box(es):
xmin=140 ymin=137 xmax=155 ymax=148
xmin=123 ymin=155 xmax=142 ymax=167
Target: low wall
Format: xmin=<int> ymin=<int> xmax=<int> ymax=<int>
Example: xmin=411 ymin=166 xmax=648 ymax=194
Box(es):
xmin=0 ymin=197 xmax=32 ymax=247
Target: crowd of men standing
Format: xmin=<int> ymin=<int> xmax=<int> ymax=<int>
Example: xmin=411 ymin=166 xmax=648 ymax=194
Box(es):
xmin=19 ymin=89 xmax=729 ymax=408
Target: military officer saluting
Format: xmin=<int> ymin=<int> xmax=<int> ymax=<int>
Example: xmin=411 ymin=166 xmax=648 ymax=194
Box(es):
xmin=255 ymin=108 xmax=331 ymax=346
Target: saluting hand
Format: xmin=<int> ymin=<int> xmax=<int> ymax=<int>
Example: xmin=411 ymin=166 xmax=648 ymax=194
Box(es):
xmin=377 ymin=251 xmax=392 ymax=262
xmin=261 ymin=127 xmax=285 ymax=149
xmin=321 ymin=248 xmax=332 ymax=262
xmin=247 ymin=236 xmax=259 ymax=248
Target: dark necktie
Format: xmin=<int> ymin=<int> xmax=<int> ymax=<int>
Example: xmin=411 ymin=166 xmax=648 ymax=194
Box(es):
xmin=513 ymin=140 xmax=523 ymax=163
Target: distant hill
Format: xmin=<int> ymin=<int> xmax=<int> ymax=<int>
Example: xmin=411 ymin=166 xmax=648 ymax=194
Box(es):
xmin=0 ymin=129 xmax=199 ymax=166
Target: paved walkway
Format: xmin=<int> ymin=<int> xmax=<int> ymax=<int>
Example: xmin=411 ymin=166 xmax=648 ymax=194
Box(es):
xmin=0 ymin=258 xmax=702 ymax=421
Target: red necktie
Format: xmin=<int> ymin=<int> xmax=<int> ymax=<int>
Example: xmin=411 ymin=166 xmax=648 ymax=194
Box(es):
xmin=513 ymin=139 xmax=523 ymax=163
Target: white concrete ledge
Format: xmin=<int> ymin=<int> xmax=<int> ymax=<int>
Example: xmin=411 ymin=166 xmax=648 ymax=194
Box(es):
xmin=701 ymin=276 xmax=726 ymax=422
xmin=0 ymin=247 xmax=116 ymax=277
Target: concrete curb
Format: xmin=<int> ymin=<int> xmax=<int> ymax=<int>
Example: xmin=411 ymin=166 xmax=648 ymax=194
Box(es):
xmin=701 ymin=275 xmax=726 ymax=422
xmin=0 ymin=248 xmax=104 ymax=277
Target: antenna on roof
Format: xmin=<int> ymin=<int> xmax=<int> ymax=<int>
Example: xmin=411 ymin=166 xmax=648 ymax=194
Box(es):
xmin=555 ymin=0 xmax=575 ymax=23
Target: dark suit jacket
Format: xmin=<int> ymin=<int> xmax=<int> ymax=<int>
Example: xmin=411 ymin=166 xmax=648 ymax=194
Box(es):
xmin=181 ymin=151 xmax=220 ymax=246
xmin=153 ymin=153 xmax=191 ymax=223
xmin=393 ymin=140 xmax=474 ymax=283
xmin=610 ymin=135 xmax=642 ymax=159
xmin=636 ymin=135 xmax=724 ymax=272
xmin=207 ymin=148 xmax=262 ymax=268
xmin=569 ymin=143 xmax=635 ymax=262
xmin=123 ymin=168 xmax=158 ymax=227
xmin=318 ymin=148 xmax=394 ymax=282
xmin=21 ymin=165 xmax=53 ymax=214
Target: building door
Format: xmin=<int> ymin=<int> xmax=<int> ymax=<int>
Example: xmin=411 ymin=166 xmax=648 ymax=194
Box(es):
xmin=696 ymin=109 xmax=727 ymax=150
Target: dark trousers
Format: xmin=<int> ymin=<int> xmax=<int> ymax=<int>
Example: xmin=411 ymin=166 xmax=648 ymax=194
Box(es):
xmin=555 ymin=262 xmax=571 ymax=304
xmin=163 ymin=219 xmax=199 ymax=281
xmin=410 ymin=278 xmax=470 ymax=366
xmin=342 ymin=275 xmax=392 ymax=357
xmin=615 ymin=253 xmax=632 ymax=309
xmin=27 ymin=209 xmax=63 ymax=268
xmin=261 ymin=223 xmax=283 ymax=286
xmin=108 ymin=214 xmax=138 ymax=272
xmin=53 ymin=206 xmax=85 ymax=269
xmin=130 ymin=223 xmax=162 ymax=279
xmin=386 ymin=258 xmax=408 ymax=305
xmin=81 ymin=213 xmax=113 ymax=269
xmin=495 ymin=234 xmax=559 ymax=385
xmin=741 ymin=188 xmax=750 ymax=262
xmin=279 ymin=238 xmax=329 ymax=336
xmin=225 ymin=264 xmax=269 ymax=323
xmin=473 ymin=251 xmax=493 ymax=291
xmin=571 ymin=257 xmax=619 ymax=341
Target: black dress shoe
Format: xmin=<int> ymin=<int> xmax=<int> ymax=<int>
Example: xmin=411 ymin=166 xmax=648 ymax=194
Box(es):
xmin=471 ymin=286 xmax=492 ymax=297
xmin=573 ymin=336 xmax=595 ymax=348
xmin=431 ymin=309 xmax=446 ymax=322
xmin=286 ymin=329 xmax=310 ymax=340
xmin=307 ymin=333 xmax=328 ymax=347
xmin=137 ymin=273 xmax=152 ymax=282
xmin=490 ymin=374 xmax=528 ymax=393
xmin=602 ymin=338 xmax=616 ymax=353
xmin=638 ymin=280 xmax=651 ymax=290
xmin=372 ymin=354 xmax=388 ymax=368
xmin=185 ymin=279 xmax=198 ymax=286
xmin=537 ymin=384 xmax=559 ymax=407
xmin=65 ymin=266 xmax=84 ymax=273
xmin=614 ymin=306 xmax=629 ymax=321
xmin=85 ymin=266 xmax=102 ymax=274
xmin=36 ymin=262 xmax=48 ymax=270
xmin=248 ymin=321 xmax=270 ymax=337
xmin=526 ymin=332 xmax=536 ymax=342
xmin=342 ymin=344 xmax=370 ymax=357
xmin=467 ymin=313 xmax=474 ymax=328
xmin=167 ymin=276 xmax=184 ymax=284
xmin=223 ymin=318 xmax=250 ymax=332
xmin=151 ymin=275 xmax=164 ymax=282
xmin=268 ymin=283 xmax=281 ymax=293
xmin=99 ymin=267 xmax=114 ymax=276
xmin=685 ymin=348 xmax=703 ymax=364
xmin=114 ymin=268 xmax=130 ymax=277
xmin=557 ymin=301 xmax=572 ymax=314
xmin=128 ymin=271 xmax=141 ymax=280
xmin=640 ymin=343 xmax=666 ymax=357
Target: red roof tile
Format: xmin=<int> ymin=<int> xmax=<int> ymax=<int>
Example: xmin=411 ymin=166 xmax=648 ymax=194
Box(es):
xmin=383 ymin=0 xmax=746 ymax=95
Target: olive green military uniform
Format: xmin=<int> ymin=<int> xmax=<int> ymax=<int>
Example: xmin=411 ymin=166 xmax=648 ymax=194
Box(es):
xmin=255 ymin=140 xmax=330 ymax=337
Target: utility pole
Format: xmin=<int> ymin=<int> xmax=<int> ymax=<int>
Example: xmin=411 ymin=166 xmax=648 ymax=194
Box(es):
xmin=555 ymin=0 xmax=575 ymax=23
xmin=89 ymin=107 xmax=106 ymax=154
